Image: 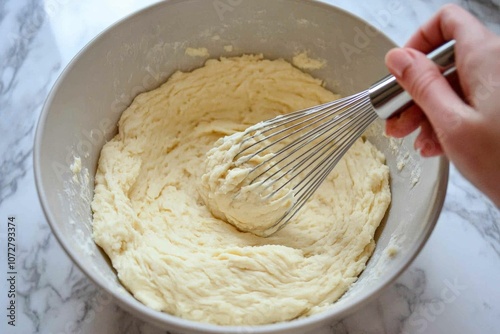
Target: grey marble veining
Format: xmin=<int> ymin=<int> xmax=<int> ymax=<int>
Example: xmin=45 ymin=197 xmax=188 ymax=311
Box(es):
xmin=463 ymin=0 xmax=500 ymax=31
xmin=1 ymin=0 xmax=499 ymax=333
xmin=0 ymin=0 xmax=60 ymax=207
xmin=445 ymin=171 xmax=500 ymax=257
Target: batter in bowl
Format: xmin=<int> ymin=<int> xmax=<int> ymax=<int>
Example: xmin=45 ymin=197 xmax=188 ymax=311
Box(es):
xmin=199 ymin=128 xmax=297 ymax=237
xmin=91 ymin=55 xmax=391 ymax=325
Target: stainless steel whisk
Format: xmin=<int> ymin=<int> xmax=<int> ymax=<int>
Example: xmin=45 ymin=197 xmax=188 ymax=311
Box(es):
xmin=235 ymin=40 xmax=456 ymax=236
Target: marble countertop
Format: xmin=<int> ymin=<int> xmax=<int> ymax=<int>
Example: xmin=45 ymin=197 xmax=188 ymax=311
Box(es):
xmin=1 ymin=0 xmax=499 ymax=333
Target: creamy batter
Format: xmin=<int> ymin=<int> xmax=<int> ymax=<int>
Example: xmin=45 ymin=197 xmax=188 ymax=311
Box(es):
xmin=91 ymin=55 xmax=391 ymax=326
xmin=199 ymin=129 xmax=297 ymax=237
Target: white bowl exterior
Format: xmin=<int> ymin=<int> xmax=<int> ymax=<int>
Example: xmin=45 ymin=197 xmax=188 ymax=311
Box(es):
xmin=34 ymin=1 xmax=448 ymax=333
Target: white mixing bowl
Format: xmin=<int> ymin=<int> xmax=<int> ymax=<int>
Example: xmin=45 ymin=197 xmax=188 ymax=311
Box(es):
xmin=34 ymin=1 xmax=448 ymax=333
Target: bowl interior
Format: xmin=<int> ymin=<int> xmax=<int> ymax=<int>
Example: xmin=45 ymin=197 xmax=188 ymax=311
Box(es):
xmin=35 ymin=0 xmax=447 ymax=333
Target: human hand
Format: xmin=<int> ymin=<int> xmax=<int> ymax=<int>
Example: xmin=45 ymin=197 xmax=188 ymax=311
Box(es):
xmin=384 ymin=4 xmax=500 ymax=206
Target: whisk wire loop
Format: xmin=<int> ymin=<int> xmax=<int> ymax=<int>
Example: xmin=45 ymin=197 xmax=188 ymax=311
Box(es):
xmin=233 ymin=91 xmax=380 ymax=233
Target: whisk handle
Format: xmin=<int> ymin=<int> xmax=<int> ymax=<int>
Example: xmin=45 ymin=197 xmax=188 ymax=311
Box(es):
xmin=369 ymin=40 xmax=456 ymax=119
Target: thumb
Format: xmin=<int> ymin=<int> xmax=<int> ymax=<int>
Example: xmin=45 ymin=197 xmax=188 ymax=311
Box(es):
xmin=385 ymin=47 xmax=469 ymax=142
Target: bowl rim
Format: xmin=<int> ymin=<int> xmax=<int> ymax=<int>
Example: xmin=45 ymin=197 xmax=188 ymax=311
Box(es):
xmin=34 ymin=0 xmax=449 ymax=332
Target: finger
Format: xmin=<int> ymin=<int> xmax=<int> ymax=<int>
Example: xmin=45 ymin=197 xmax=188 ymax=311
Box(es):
xmin=405 ymin=4 xmax=492 ymax=52
xmin=415 ymin=119 xmax=443 ymax=157
xmin=405 ymin=4 xmax=498 ymax=104
xmin=385 ymin=47 xmax=470 ymax=145
xmin=446 ymin=69 xmax=465 ymax=101
xmin=385 ymin=104 xmax=425 ymax=138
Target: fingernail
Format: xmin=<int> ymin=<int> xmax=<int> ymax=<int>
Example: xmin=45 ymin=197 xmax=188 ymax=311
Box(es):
xmin=418 ymin=139 xmax=436 ymax=157
xmin=414 ymin=136 xmax=426 ymax=154
xmin=414 ymin=138 xmax=422 ymax=151
xmin=385 ymin=48 xmax=413 ymax=78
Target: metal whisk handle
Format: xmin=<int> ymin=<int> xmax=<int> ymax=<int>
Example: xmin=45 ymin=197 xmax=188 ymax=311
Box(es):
xmin=369 ymin=40 xmax=456 ymax=119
